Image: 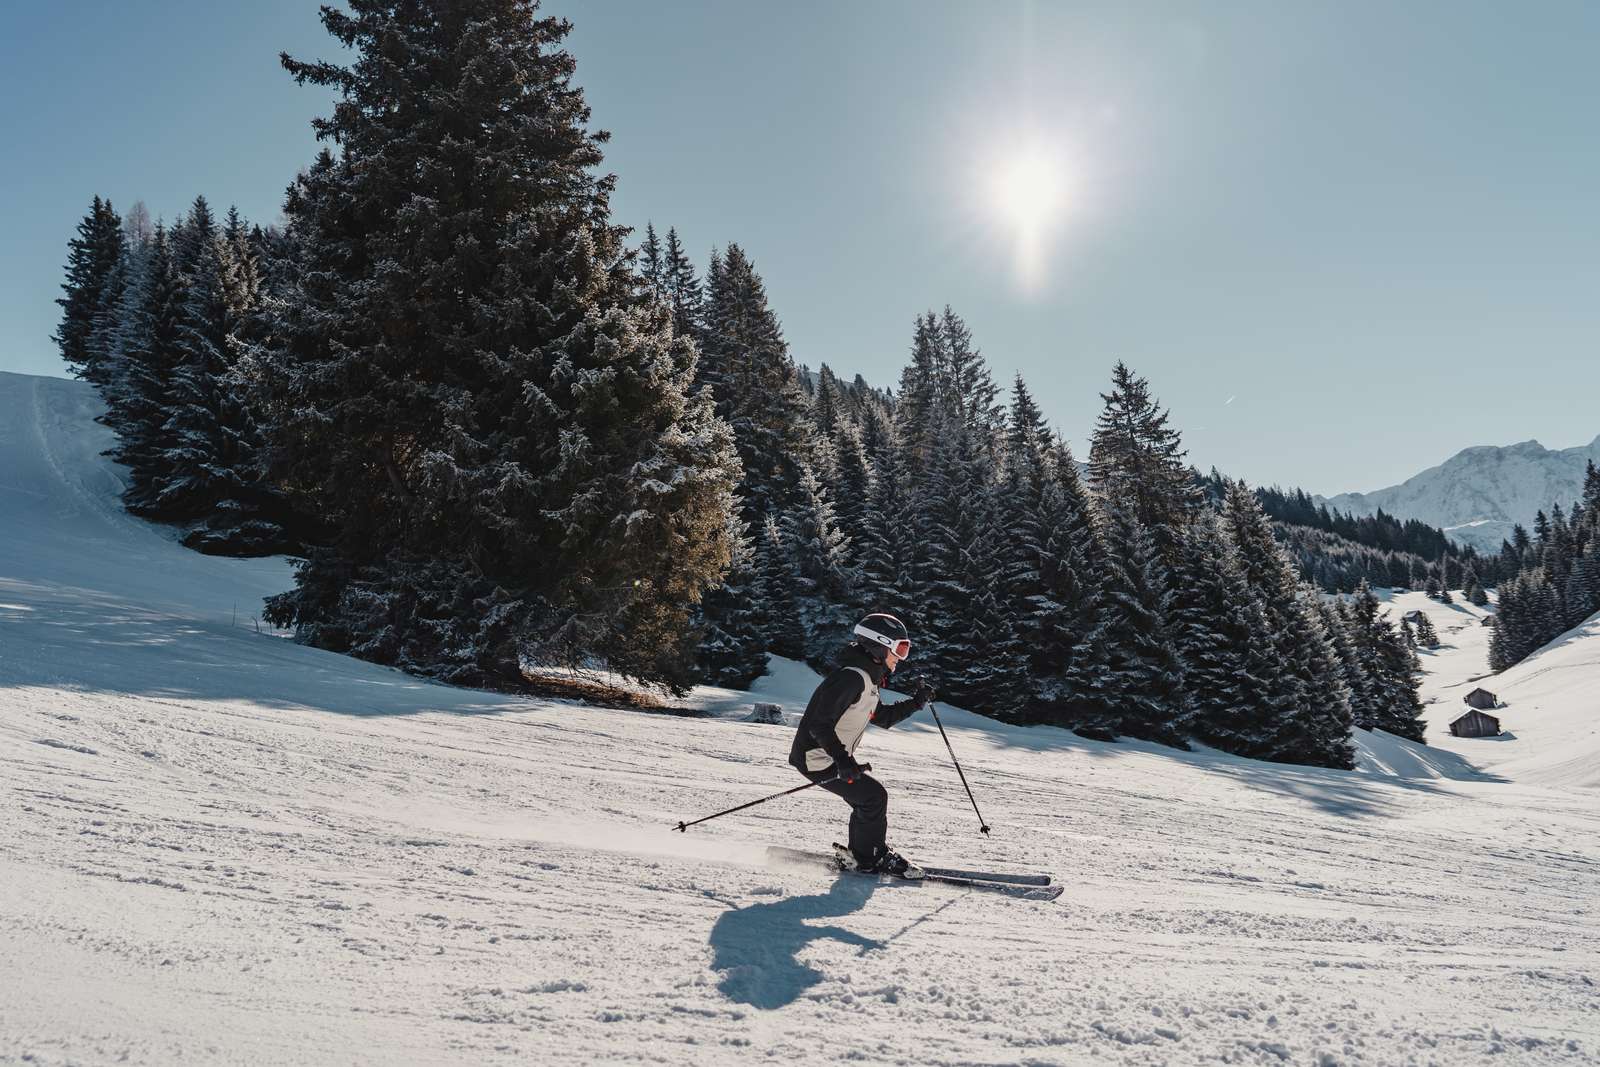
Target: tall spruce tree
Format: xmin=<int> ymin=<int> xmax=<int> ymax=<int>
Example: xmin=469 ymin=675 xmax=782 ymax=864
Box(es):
xmin=154 ymin=209 xmax=291 ymax=555
xmin=1096 ymin=504 xmax=1192 ymax=746
xmin=1088 ymin=361 xmax=1200 ymax=545
xmin=663 ymin=227 xmax=702 ymax=341
xmin=757 ymin=511 xmax=806 ymax=660
xmin=255 ymin=1 xmax=740 ymax=689
xmin=895 ymin=312 xmax=946 ymax=474
xmin=696 ymin=243 xmax=813 ymax=524
xmin=1171 ymin=511 xmax=1287 ymax=756
xmin=912 ymin=410 xmax=1017 ymax=711
xmin=694 ymin=516 xmax=769 ymax=688
xmin=1002 ymin=379 xmax=1110 ymax=726
xmin=638 ymin=222 xmax=665 ymax=291
xmin=781 ymin=462 xmax=859 ymax=665
xmin=1222 ymin=480 xmax=1354 ymax=767
xmin=855 ymin=421 xmax=920 ymax=621
xmin=108 ymin=223 xmax=189 ymax=514
xmin=939 ymin=306 xmax=1001 ymax=443
xmin=54 ymin=196 xmax=125 ymax=383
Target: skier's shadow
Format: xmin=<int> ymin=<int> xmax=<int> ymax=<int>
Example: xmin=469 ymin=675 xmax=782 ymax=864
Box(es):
xmin=709 ymin=877 xmax=884 ymax=1009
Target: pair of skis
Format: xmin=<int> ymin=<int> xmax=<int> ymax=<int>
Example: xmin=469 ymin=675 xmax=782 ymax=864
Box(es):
xmin=767 ymin=845 xmax=1063 ymax=901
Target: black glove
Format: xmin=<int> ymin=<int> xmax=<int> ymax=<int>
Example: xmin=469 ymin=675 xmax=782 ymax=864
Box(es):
xmin=913 ymin=681 xmax=936 ymax=707
xmin=832 ymin=756 xmax=864 ymax=784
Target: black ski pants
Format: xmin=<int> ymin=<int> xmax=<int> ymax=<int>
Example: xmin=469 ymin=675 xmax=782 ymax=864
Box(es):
xmin=806 ymin=768 xmax=888 ymax=862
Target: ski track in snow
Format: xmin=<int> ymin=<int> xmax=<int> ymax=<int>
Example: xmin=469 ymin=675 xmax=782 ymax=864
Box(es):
xmin=3 ymin=372 xmax=1600 ymax=1066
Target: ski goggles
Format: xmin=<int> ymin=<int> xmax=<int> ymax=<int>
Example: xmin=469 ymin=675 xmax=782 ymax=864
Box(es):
xmin=856 ymin=623 xmax=912 ymax=660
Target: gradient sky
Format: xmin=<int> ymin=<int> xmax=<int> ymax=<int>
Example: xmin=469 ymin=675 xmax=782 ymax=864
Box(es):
xmin=3 ymin=1 xmax=1597 ymax=494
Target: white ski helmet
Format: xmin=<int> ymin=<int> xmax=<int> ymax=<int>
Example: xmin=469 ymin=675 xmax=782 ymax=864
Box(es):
xmin=854 ymin=613 xmax=911 ymax=661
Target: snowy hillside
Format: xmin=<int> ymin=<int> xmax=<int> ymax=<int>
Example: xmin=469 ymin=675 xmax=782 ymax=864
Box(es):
xmin=1376 ymin=587 xmax=1600 ymax=791
xmin=5 ymin=372 xmax=1600 ymax=1065
xmin=1320 ymin=436 xmax=1600 ymax=552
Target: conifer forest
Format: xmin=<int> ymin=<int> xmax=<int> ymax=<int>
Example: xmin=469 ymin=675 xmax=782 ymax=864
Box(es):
xmin=50 ymin=0 xmax=1477 ymax=770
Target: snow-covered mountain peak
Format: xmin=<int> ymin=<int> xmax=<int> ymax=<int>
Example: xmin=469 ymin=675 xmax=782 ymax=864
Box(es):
xmin=1321 ymin=434 xmax=1600 ymax=552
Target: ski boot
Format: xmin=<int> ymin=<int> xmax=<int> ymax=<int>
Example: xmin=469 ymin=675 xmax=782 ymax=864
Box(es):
xmin=834 ymin=843 xmax=925 ymax=880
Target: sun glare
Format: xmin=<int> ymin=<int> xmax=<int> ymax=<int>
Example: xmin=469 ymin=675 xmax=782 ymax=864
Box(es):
xmin=992 ymin=147 xmax=1067 ymax=230
xmin=982 ymin=138 xmax=1074 ymax=292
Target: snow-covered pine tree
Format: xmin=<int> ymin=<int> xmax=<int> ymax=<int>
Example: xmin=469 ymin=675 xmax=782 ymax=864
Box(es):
xmin=222 ymin=206 xmax=262 ymax=315
xmin=96 ymin=233 xmax=150 ymax=432
xmin=1582 ymin=461 xmax=1600 ymax=524
xmin=1412 ymin=612 xmax=1439 ymax=649
xmin=173 ymin=196 xmax=216 ymax=278
xmin=1169 ymin=510 xmax=1281 ymax=755
xmin=1088 ymin=361 xmax=1201 ymax=555
xmin=1343 ymin=581 xmax=1426 ymax=742
xmin=694 ymin=516 xmax=769 ymax=689
xmin=829 ymin=421 xmax=872 ymax=558
xmin=781 ymin=462 xmax=860 ymax=667
xmin=757 ymin=511 xmax=807 ymax=661
xmin=638 ymin=222 xmax=665 ymax=291
xmin=939 ymin=306 xmax=1001 ymax=444
xmin=663 ymin=227 xmax=702 ymax=341
xmin=909 ymin=407 xmax=1019 ymax=713
xmin=895 ymin=311 xmax=946 ymax=475
xmin=809 ymin=363 xmax=832 ymax=425
xmin=1488 ymin=575 xmax=1531 ymax=671
xmin=107 ymin=224 xmax=187 ymax=514
xmin=696 ymin=242 xmax=813 ymax=524
xmin=854 ymin=419 xmax=920 ymax=624
xmin=1222 ymin=480 xmax=1354 ymax=767
xmin=1002 ymin=378 xmax=1110 ymax=727
xmin=1575 ymin=543 xmax=1600 ymax=622
xmin=1319 ymin=599 xmax=1375 ymax=735
xmin=151 ymin=208 xmax=292 ymax=555
xmin=1095 ymin=503 xmax=1192 ymax=747
xmin=53 ymin=196 xmax=125 ymax=383
xmin=256 ymin=1 xmax=740 ymax=690
xmin=83 ymin=246 xmax=132 ymax=399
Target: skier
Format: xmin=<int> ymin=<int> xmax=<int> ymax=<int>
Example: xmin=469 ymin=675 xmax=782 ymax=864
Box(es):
xmin=788 ymin=612 xmax=935 ymax=876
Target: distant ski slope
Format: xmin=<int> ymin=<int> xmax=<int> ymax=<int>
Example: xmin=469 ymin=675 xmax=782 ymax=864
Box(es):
xmin=1386 ymin=583 xmax=1600 ymax=791
xmin=4 ymin=371 xmax=1599 ymax=1065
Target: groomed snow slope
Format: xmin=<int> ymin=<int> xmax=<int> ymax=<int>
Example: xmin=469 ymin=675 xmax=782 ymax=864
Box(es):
xmin=4 ymin=372 xmax=1600 ymax=1066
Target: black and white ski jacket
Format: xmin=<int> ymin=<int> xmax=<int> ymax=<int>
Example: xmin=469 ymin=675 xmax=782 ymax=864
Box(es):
xmin=788 ymin=645 xmax=923 ymax=774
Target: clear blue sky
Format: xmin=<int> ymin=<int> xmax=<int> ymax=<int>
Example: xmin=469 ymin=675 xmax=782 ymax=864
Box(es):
xmin=4 ymin=1 xmax=1597 ymax=494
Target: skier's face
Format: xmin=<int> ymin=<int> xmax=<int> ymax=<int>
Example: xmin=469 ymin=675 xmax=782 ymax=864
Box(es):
xmin=884 ymin=649 xmax=902 ymax=672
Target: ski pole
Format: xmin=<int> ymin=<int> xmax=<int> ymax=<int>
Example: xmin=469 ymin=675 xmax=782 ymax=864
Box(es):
xmin=927 ymin=701 xmax=991 ymax=835
xmin=672 ymin=764 xmax=870 ymax=832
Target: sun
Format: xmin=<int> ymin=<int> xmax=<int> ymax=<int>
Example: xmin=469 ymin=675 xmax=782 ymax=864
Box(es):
xmin=991 ymin=146 xmax=1068 ymax=231
xmin=981 ymin=138 xmax=1074 ymax=291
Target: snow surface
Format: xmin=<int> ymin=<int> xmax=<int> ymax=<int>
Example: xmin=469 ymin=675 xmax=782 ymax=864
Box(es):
xmin=4 ymin=371 xmax=1600 ymax=1065
xmin=1319 ymin=436 xmax=1600 ymax=553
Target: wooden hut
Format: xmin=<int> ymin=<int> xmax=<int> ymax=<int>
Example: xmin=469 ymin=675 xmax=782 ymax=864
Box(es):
xmin=1449 ymin=709 xmax=1501 ymax=738
xmin=1402 ymin=610 xmax=1427 ymax=624
xmin=1464 ymin=687 xmax=1499 ymax=710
